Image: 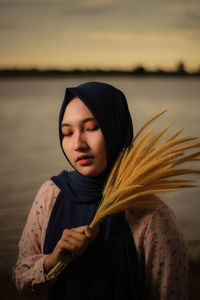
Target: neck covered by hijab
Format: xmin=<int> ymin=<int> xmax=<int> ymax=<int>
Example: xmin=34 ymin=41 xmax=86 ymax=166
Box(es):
xmin=43 ymin=82 xmax=140 ymax=300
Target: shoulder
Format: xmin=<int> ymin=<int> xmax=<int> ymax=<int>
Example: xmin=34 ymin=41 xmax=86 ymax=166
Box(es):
xmin=125 ymin=197 xmax=177 ymax=228
xmin=37 ymin=179 xmax=60 ymax=198
xmin=37 ymin=179 xmax=60 ymax=195
xmin=22 ymin=180 xmax=61 ymax=235
xmin=125 ymin=197 xmax=185 ymax=247
xmin=32 ymin=179 xmax=60 ymax=212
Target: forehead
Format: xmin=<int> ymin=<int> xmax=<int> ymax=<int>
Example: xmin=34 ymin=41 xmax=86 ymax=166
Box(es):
xmin=62 ymin=97 xmax=94 ymax=122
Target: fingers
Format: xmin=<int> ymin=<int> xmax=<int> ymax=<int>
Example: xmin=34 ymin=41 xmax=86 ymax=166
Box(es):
xmin=63 ymin=228 xmax=88 ymax=241
xmin=53 ymin=225 xmax=99 ymax=261
xmin=83 ymin=225 xmax=100 ymax=239
xmin=59 ymin=228 xmax=90 ymax=258
xmin=72 ymin=225 xmax=99 ymax=239
xmin=72 ymin=225 xmax=89 ymax=233
xmin=46 ymin=225 xmax=98 ymax=271
xmin=58 ymin=238 xmax=87 ymax=258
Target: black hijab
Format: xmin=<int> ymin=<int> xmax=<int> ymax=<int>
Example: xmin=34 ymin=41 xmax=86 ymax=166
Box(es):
xmin=44 ymin=82 xmax=141 ymax=299
xmin=58 ymin=81 xmax=133 ymax=172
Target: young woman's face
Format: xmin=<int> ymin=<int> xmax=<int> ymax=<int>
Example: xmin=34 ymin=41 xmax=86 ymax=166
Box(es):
xmin=61 ymin=97 xmax=107 ymax=177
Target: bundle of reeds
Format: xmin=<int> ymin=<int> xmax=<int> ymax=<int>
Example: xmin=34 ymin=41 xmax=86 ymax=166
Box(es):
xmin=47 ymin=111 xmax=200 ymax=280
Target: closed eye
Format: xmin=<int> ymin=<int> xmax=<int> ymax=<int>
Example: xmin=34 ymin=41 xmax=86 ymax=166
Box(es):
xmin=61 ymin=128 xmax=73 ymax=136
xmin=63 ymin=132 xmax=73 ymax=136
xmin=86 ymin=126 xmax=99 ymax=132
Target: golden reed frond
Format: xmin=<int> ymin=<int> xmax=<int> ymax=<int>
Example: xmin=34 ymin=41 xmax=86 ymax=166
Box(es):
xmin=47 ymin=111 xmax=200 ymax=280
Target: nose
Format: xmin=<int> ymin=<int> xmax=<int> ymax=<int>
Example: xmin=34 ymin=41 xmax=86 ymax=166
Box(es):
xmin=73 ymin=130 xmax=88 ymax=151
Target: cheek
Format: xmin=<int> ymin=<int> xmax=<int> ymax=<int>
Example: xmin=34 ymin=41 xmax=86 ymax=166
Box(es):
xmin=92 ymin=135 xmax=107 ymax=164
xmin=62 ymin=139 xmax=72 ymax=159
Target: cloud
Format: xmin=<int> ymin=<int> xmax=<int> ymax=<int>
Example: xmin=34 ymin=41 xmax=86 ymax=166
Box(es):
xmin=86 ymin=0 xmax=120 ymax=4
xmin=0 ymin=21 xmax=10 ymax=29
xmin=185 ymin=11 xmax=200 ymax=23
xmin=0 ymin=0 xmax=199 ymax=69
xmin=0 ymin=20 xmax=20 ymax=30
xmin=0 ymin=0 xmax=66 ymax=3
xmin=55 ymin=0 xmax=200 ymax=37
xmin=60 ymin=0 xmax=124 ymax=16
xmin=0 ymin=0 xmax=121 ymax=6
xmin=62 ymin=30 xmax=193 ymax=44
xmin=182 ymin=10 xmax=200 ymax=29
xmin=170 ymin=8 xmax=200 ymax=40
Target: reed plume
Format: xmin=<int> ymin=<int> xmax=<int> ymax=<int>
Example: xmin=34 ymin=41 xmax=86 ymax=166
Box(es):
xmin=47 ymin=111 xmax=200 ymax=279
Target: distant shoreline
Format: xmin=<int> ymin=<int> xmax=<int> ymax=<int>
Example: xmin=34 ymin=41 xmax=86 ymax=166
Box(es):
xmin=0 ymin=67 xmax=200 ymax=78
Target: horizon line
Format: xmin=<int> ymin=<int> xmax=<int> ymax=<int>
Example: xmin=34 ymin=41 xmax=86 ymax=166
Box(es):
xmin=0 ymin=65 xmax=200 ymax=77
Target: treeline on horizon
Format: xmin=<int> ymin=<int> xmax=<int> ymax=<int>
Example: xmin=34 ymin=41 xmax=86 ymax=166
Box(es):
xmin=0 ymin=62 xmax=200 ymax=78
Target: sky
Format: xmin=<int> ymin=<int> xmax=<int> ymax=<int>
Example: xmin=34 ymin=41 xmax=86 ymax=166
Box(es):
xmin=0 ymin=0 xmax=200 ymax=71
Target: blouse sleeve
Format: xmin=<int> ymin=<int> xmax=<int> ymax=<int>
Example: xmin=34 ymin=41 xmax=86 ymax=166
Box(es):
xmin=12 ymin=180 xmax=58 ymax=296
xmin=143 ymin=208 xmax=188 ymax=299
xmin=125 ymin=201 xmax=188 ymax=300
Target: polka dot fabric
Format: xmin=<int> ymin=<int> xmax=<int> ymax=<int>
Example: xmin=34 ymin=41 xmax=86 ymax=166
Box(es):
xmin=125 ymin=199 xmax=188 ymax=299
xmin=12 ymin=180 xmax=59 ymax=295
xmin=13 ymin=180 xmax=188 ymax=299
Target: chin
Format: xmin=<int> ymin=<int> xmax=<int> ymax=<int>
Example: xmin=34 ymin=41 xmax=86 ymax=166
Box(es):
xmin=79 ymin=170 xmax=98 ymax=177
xmin=77 ymin=166 xmax=103 ymax=177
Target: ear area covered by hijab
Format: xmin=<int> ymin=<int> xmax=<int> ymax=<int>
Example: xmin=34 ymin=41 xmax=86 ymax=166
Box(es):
xmin=59 ymin=81 xmax=134 ymax=172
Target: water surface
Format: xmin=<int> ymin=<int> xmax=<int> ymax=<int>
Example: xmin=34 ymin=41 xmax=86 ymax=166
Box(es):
xmin=0 ymin=76 xmax=199 ymax=278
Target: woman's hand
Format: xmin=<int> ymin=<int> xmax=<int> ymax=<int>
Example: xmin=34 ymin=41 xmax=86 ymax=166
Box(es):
xmin=44 ymin=225 xmax=97 ymax=273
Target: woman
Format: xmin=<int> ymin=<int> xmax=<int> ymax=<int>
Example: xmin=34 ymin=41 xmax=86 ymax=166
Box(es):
xmin=13 ymin=82 xmax=188 ymax=299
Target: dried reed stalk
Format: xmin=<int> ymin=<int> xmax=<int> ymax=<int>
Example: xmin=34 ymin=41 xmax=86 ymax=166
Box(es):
xmin=47 ymin=111 xmax=200 ymax=279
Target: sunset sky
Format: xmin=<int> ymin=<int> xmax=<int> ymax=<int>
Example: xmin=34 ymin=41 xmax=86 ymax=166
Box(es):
xmin=0 ymin=0 xmax=200 ymax=71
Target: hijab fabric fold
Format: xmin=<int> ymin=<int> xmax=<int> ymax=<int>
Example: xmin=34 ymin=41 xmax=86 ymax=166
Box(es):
xmin=43 ymin=82 xmax=141 ymax=299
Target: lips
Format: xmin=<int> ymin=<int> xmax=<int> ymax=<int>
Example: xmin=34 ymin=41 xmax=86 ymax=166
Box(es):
xmin=76 ymin=155 xmax=94 ymax=162
xmin=76 ymin=155 xmax=94 ymax=166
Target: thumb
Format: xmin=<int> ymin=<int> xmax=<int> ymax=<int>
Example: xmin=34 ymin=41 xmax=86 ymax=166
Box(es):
xmin=85 ymin=226 xmax=99 ymax=239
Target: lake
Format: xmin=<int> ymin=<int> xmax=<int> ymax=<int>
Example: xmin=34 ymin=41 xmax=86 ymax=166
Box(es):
xmin=0 ymin=76 xmax=200 ymax=299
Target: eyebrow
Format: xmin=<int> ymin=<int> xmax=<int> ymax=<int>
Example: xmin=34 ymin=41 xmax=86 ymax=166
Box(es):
xmin=61 ymin=117 xmax=96 ymax=127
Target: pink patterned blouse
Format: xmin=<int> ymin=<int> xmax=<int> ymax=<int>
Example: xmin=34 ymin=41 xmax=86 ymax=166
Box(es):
xmin=12 ymin=180 xmax=188 ymax=299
